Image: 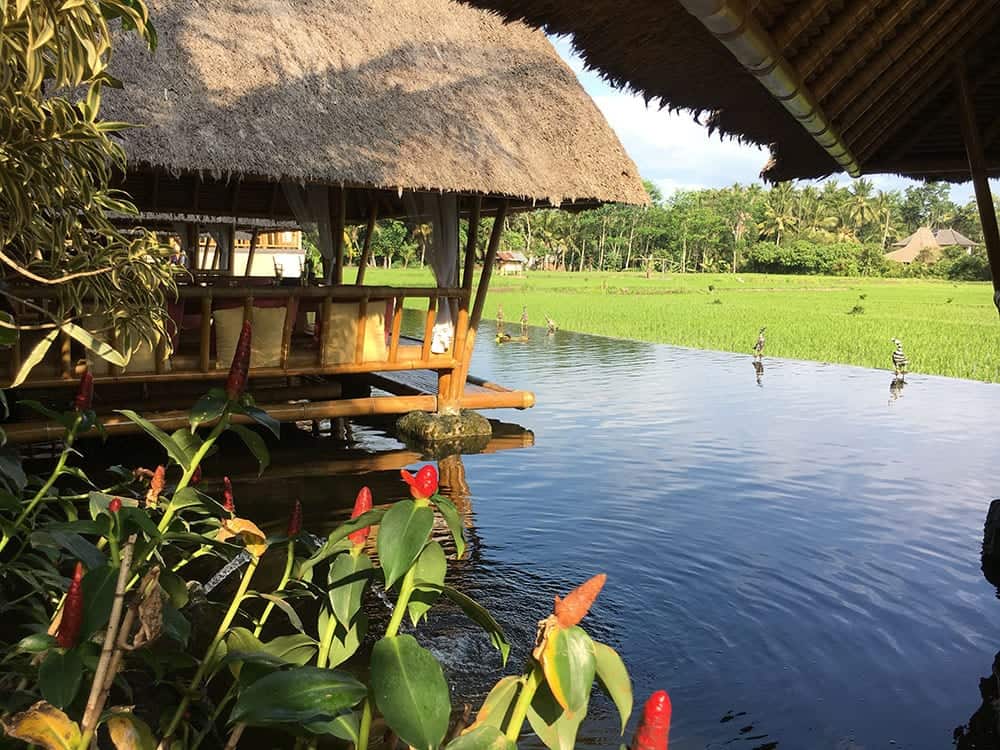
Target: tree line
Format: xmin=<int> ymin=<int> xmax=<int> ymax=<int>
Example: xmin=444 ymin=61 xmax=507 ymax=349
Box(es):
xmin=331 ymin=179 xmax=994 ymax=281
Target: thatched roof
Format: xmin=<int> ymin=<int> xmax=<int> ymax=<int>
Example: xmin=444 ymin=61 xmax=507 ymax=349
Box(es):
xmin=934 ymin=228 xmax=978 ymax=248
xmin=460 ymin=0 xmax=1000 ymax=183
xmin=887 ymin=227 xmax=940 ymax=263
xmin=103 ymin=0 xmax=647 ymax=211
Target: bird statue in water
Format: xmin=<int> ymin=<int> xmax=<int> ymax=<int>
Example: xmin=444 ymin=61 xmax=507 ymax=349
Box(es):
xmin=752 ymin=327 xmax=766 ymax=360
xmin=496 ymin=305 xmax=505 ymax=336
xmin=520 ymin=305 xmax=529 ymax=337
xmin=545 ymin=315 xmax=558 ymax=335
xmin=891 ymin=338 xmax=909 ymax=379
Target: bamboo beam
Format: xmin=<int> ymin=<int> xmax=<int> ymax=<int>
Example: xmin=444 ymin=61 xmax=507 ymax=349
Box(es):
xmin=354 ymin=297 xmax=369 ymax=363
xmin=849 ymin=6 xmax=998 ymax=160
xmin=199 ymin=296 xmax=212 ymax=372
xmin=421 ymin=298 xmax=437 ymax=361
xmin=330 ymin=187 xmax=346 ymax=285
xmin=243 ymin=229 xmax=259 ymax=277
xmin=20 ymin=284 xmax=470 ymax=302
xmin=956 ymin=62 xmax=1000 ymax=314
xmin=677 ymin=0 xmax=859 ymax=175
xmin=811 ymin=0 xmax=923 ymax=99
xmin=388 ymin=297 xmax=404 ymax=362
xmin=355 ymin=203 xmax=379 ymax=286
xmin=773 ymin=0 xmax=834 ymax=55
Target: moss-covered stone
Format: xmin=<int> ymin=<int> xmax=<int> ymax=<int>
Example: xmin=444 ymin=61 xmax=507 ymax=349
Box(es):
xmin=396 ymin=410 xmax=493 ymax=449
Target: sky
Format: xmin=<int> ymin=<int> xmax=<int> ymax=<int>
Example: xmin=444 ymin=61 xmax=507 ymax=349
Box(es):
xmin=550 ymin=36 xmax=979 ymax=204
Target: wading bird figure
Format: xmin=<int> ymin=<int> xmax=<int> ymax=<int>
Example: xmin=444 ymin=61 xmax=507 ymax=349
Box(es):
xmin=891 ymin=338 xmax=909 ymax=379
xmin=520 ymin=305 xmax=529 ymax=337
xmin=753 ymin=327 xmax=766 ymax=360
xmin=496 ymin=305 xmax=505 ymax=336
xmin=545 ymin=315 xmax=558 ymax=335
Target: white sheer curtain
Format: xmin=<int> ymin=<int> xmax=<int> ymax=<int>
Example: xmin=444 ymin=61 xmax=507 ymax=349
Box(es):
xmin=414 ymin=194 xmax=459 ymax=354
xmin=206 ymin=223 xmax=234 ymax=272
xmin=283 ymin=183 xmax=333 ymax=271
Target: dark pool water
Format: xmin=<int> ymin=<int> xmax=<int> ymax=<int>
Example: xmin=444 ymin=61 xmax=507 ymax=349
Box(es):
xmin=233 ymin=320 xmax=1000 ymax=749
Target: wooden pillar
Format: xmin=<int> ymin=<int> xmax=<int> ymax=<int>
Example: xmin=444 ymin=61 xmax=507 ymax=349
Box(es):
xmin=451 ymin=199 xmax=507 ymax=405
xmin=355 ymin=203 xmax=378 ymax=286
xmin=243 ymin=229 xmax=259 ymax=277
xmin=449 ymin=197 xmax=482 ymax=403
xmin=328 ymin=187 xmax=346 ymax=285
xmin=956 ymin=63 xmax=1000 ymax=314
xmin=225 ymin=224 xmax=237 ymax=275
xmin=185 ymin=223 xmax=199 ymax=270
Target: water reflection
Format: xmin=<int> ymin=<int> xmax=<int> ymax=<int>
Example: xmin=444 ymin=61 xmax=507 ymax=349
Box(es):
xmin=752 ymin=359 xmax=764 ymax=387
xmin=889 ymin=376 xmax=906 ymax=405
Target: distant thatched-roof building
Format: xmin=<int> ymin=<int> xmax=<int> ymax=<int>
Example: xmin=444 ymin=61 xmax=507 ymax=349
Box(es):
xmin=887 ymin=227 xmax=941 ymax=264
xmin=104 ymin=0 xmax=647 ymax=216
xmin=934 ymin=228 xmax=978 ymax=249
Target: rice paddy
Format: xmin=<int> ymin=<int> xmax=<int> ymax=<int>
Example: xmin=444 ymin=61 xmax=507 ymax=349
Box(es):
xmin=356 ymin=268 xmax=1000 ymax=382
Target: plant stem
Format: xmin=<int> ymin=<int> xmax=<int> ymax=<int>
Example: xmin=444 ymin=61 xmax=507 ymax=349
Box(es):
xmin=384 ymin=565 xmax=416 ymax=639
xmin=356 ymin=697 xmax=373 ymax=750
xmin=504 ymin=665 xmax=543 ymax=742
xmin=0 ymin=416 xmax=79 ymax=554
xmin=254 ymin=539 xmax=295 ymax=637
xmin=157 ymin=413 xmax=230 ymax=535
xmin=159 ymin=553 xmax=259 ymax=747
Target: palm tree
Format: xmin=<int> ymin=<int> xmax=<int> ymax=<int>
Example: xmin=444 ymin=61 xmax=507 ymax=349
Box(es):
xmin=759 ymin=183 xmax=798 ymax=246
xmin=846 ymin=178 xmax=877 ymax=239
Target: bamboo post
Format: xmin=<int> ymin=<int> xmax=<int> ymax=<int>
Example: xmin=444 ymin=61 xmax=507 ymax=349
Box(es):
xmin=185 ymin=223 xmax=199 ymax=270
xmin=388 ymin=297 xmax=404 ymax=363
xmin=449 ymin=198 xmax=481 ymax=403
xmin=60 ymin=331 xmax=71 ymax=379
xmin=355 ymin=204 xmax=378 ymax=286
xmin=199 ymin=296 xmax=212 ymax=372
xmin=421 ymin=298 xmax=438 ymax=361
xmin=243 ymin=229 xmax=259 ymax=277
xmin=956 ymin=62 xmax=1000 ymax=314
xmin=354 ymin=297 xmax=369 ymax=363
xmin=329 ymin=187 xmax=346 ymax=285
xmin=226 ymin=224 xmax=237 ymax=275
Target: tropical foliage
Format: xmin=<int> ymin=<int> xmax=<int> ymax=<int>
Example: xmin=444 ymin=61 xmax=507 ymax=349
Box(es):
xmin=0 ymin=0 xmax=175 ymax=384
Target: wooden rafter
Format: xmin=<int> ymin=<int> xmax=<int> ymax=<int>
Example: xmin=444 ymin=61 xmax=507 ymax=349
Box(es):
xmin=772 ymin=0 xmax=834 ymax=55
xmin=847 ymin=6 xmax=998 ymax=160
xmin=812 ymin=0 xmax=924 ymax=99
xmin=796 ymin=0 xmax=894 ymax=81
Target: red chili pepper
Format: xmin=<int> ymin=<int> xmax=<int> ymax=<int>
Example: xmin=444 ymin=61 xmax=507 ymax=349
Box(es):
xmin=224 ymin=320 xmax=253 ymax=401
xmin=57 ymin=562 xmax=85 ymax=649
xmin=74 ymin=371 xmax=94 ymax=412
xmin=348 ymin=487 xmax=372 ymax=546
xmin=630 ymin=690 xmax=672 ymax=750
xmin=400 ymin=465 xmax=438 ymax=500
xmin=145 ymin=465 xmax=166 ymax=508
xmin=554 ymin=573 xmax=606 ymax=628
xmin=222 ymin=476 xmax=235 ymax=513
xmin=191 ymin=466 xmax=202 ymax=485
xmin=287 ymin=499 xmax=302 ymax=538
xmin=108 ymin=497 xmax=122 ymax=513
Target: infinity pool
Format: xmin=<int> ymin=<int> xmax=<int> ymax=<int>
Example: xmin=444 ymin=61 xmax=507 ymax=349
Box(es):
xmin=229 ymin=320 xmax=1000 ymax=749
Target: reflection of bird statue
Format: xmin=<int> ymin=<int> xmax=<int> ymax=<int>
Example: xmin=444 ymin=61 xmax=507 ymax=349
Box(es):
xmin=752 ymin=360 xmax=764 ymax=387
xmin=545 ymin=316 xmax=558 ymax=335
xmin=520 ymin=305 xmax=529 ymax=337
xmin=891 ymin=338 xmax=909 ymax=379
xmin=496 ymin=305 xmax=505 ymax=336
xmin=888 ymin=376 xmax=905 ymax=405
xmin=752 ymin=327 xmax=766 ymax=360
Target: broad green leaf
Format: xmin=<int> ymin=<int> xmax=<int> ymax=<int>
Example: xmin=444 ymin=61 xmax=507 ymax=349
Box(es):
xmin=408 ymin=541 xmax=446 ymax=626
xmin=10 ymin=329 xmax=58 ymax=388
xmin=242 ymin=405 xmax=280 ymax=439
xmin=80 ymin=564 xmax=118 ymax=640
xmin=320 ymin=609 xmax=367 ymax=669
xmin=539 ymin=626 xmax=596 ymax=715
xmin=306 ymin=710 xmax=360 ymax=743
xmin=1 ymin=701 xmax=81 ymax=750
xmin=594 ymin=641 xmax=632 ymax=734
xmin=0 ymin=312 xmax=18 ymax=346
xmin=256 ymin=593 xmax=305 ymax=633
xmin=158 ymin=570 xmax=189 ymax=608
xmin=229 ymin=667 xmax=365 ymax=727
xmin=115 ymin=410 xmax=189 ymax=469
xmin=35 ymin=531 xmax=104 ymax=571
xmin=118 ymin=507 xmax=160 ymax=540
xmin=189 ymin=392 xmax=227 ymax=430
xmin=162 ymin=603 xmax=190 ymax=646
xmin=88 ymin=492 xmax=137 ymax=519
xmin=299 ymin=508 xmax=386 ymax=576
xmin=170 ymin=429 xmax=203 ymax=466
xmin=526 ymin=680 xmax=585 ymax=750
xmin=18 ymin=399 xmax=63 ymax=423
xmin=432 ymin=494 xmax=466 ymax=558
xmin=467 ymin=676 xmax=520 ymax=732
xmin=371 ymin=635 xmax=450 ymax=750
xmin=61 ymin=322 xmax=128 ymax=367
xmin=229 ymin=424 xmax=269 ymax=476
xmin=39 ymin=650 xmax=83 ymax=709
xmin=106 ymin=711 xmax=156 ymax=750
xmin=377 ymin=500 xmax=433 ymax=590
xmin=17 ymin=633 xmax=57 ymax=654
xmin=328 ymin=552 xmax=372 ymax=626
xmin=446 ymin=725 xmax=516 ymax=750
xmin=0 ymin=448 xmax=26 ymax=493
xmin=167 ymin=487 xmax=225 ymax=516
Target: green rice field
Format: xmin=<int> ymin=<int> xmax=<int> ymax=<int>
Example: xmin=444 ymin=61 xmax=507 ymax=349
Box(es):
xmin=355 ymin=268 xmax=1000 ymax=383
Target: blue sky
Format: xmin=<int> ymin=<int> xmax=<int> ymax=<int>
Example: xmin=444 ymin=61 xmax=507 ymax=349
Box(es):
xmin=550 ymin=37 xmax=978 ymax=204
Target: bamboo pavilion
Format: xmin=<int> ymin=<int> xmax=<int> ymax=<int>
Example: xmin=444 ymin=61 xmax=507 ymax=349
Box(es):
xmin=461 ymin=0 xmax=1000 ymax=310
xmin=0 ymin=0 xmax=645 ymax=443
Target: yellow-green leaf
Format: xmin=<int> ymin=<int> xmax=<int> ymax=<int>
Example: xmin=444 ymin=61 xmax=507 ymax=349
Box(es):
xmin=107 ymin=711 xmax=156 ymax=750
xmin=1 ymin=701 xmax=82 ymax=750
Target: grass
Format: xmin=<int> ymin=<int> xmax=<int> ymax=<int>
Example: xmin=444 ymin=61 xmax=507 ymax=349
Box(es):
xmin=353 ymin=268 xmax=1000 ymax=383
